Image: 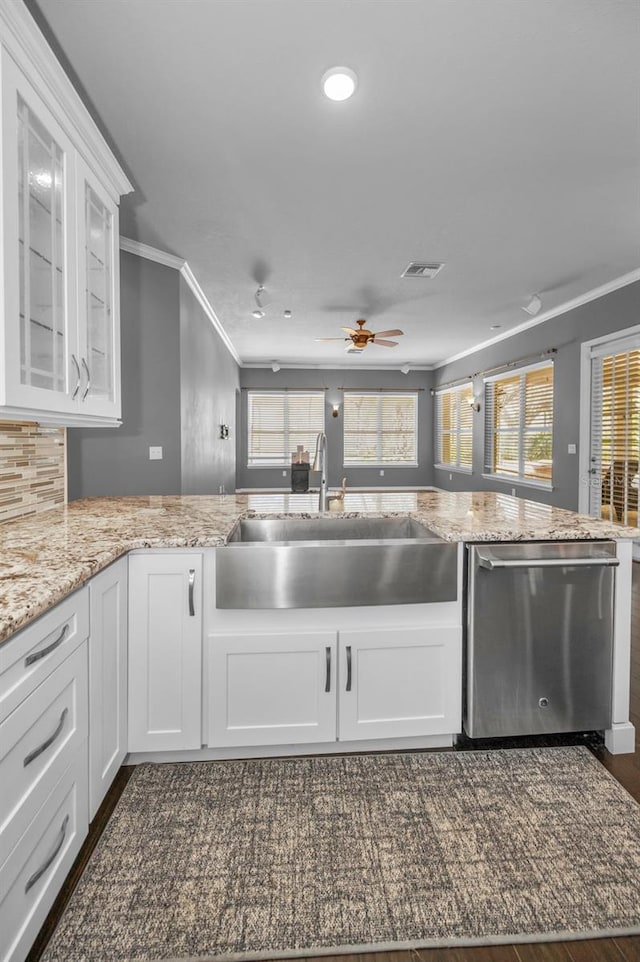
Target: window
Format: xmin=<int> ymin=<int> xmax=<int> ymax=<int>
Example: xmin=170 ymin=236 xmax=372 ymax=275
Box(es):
xmin=247 ymin=391 xmax=325 ymax=466
xmin=343 ymin=392 xmax=418 ymax=466
xmin=435 ymin=384 xmax=474 ymax=472
xmin=484 ymin=361 xmax=554 ymax=485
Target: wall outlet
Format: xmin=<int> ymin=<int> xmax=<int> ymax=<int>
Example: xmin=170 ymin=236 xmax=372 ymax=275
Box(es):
xmin=567 ymin=443 xmax=577 ymax=454
xmin=282 ymin=470 xmax=287 ymax=477
xmin=149 ymin=446 xmax=163 ymax=460
xmin=379 ymin=469 xmax=385 ymax=477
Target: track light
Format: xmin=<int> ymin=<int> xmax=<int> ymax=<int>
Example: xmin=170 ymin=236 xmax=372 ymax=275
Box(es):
xmin=252 ymin=285 xmax=269 ymax=318
xmin=522 ymin=294 xmax=542 ymax=317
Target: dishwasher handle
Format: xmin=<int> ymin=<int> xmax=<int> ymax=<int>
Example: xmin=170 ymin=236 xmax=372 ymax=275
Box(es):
xmin=477 ymin=553 xmax=619 ymax=571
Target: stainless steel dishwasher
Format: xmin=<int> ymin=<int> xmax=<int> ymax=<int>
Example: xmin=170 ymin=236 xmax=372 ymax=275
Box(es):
xmin=465 ymin=541 xmax=618 ymax=738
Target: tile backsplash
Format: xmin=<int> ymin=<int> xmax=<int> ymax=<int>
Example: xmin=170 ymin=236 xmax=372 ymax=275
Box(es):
xmin=0 ymin=421 xmax=66 ymax=523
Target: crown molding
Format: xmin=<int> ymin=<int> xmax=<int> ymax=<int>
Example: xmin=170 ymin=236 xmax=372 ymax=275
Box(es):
xmin=119 ymin=236 xmax=241 ymax=365
xmin=0 ymin=0 xmax=132 ymax=200
xmin=436 ymin=268 xmax=640 ymax=370
xmin=119 ymin=237 xmax=185 ymax=271
xmin=241 ymin=362 xmax=433 ymax=372
xmin=179 ymin=263 xmax=241 ymax=365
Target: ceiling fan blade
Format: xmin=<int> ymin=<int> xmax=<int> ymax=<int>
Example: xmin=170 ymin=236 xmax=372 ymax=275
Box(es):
xmin=315 ymin=337 xmax=349 ymax=342
xmin=371 ymin=339 xmax=399 ymax=347
xmin=341 ymin=326 xmax=358 ymax=335
xmin=373 ymin=329 xmax=403 ymax=338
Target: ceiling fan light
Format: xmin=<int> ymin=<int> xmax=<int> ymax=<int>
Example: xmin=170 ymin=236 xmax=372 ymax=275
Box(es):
xmin=322 ymin=67 xmax=357 ymax=101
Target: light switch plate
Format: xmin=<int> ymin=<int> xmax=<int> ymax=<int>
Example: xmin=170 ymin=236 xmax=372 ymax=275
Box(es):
xmin=567 ymin=443 xmax=577 ymax=454
xmin=149 ymin=446 xmax=163 ymax=460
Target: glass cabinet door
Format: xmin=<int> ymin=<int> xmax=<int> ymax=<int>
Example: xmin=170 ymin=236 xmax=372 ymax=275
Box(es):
xmin=17 ymin=94 xmax=68 ymax=394
xmin=82 ymin=178 xmax=115 ymax=404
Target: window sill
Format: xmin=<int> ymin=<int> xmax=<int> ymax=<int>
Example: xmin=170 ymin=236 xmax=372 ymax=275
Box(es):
xmin=434 ymin=464 xmax=472 ymax=476
xmin=342 ymin=463 xmax=419 ymax=469
xmin=482 ymin=473 xmax=553 ymax=492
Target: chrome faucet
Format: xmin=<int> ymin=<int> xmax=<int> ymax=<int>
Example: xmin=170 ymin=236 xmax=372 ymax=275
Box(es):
xmin=312 ymin=431 xmax=328 ymax=512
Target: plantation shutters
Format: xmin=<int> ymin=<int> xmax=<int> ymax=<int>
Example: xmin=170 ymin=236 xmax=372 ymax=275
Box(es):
xmin=247 ymin=392 xmax=325 ymax=466
xmin=435 ymin=384 xmax=473 ymax=471
xmin=484 ymin=361 xmax=554 ymax=484
xmin=589 ymin=338 xmax=640 ymax=525
xmin=343 ymin=393 xmax=418 ymax=465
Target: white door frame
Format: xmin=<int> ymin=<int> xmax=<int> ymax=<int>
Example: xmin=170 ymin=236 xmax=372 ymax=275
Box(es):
xmin=579 ymin=324 xmax=640 ymax=551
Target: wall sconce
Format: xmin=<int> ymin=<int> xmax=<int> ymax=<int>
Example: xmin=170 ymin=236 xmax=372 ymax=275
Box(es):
xmin=332 ymin=403 xmax=340 ymax=418
xmin=271 ymin=362 xmax=281 ymax=373
xmin=468 ymin=396 xmax=481 ymax=413
xmin=400 ymin=364 xmax=411 ymax=375
xmin=219 ymin=424 xmax=230 ymax=439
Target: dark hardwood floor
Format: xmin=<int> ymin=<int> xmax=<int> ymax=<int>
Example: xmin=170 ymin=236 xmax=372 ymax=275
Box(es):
xmin=26 ymin=567 xmax=640 ymax=962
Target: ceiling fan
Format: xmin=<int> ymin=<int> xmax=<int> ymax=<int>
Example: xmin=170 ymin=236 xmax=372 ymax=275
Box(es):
xmin=316 ymin=319 xmax=404 ymax=352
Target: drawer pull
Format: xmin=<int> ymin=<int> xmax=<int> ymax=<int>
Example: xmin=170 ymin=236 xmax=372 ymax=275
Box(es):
xmin=23 ymin=708 xmax=68 ymax=767
xmin=188 ymin=568 xmax=196 ymax=616
xmin=25 ymin=624 xmax=69 ymax=667
xmin=25 ymin=814 xmax=69 ymax=893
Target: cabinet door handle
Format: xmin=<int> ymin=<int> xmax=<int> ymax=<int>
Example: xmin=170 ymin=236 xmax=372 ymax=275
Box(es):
xmin=81 ymin=357 xmax=91 ymax=400
xmin=346 ymin=645 xmax=352 ymax=692
xmin=24 ymin=708 xmax=68 ymax=767
xmin=71 ymin=355 xmax=81 ymax=400
xmin=25 ymin=814 xmax=69 ymax=893
xmin=325 ymin=646 xmax=331 ymax=692
xmin=188 ymin=568 xmax=196 ymax=616
xmin=25 ymin=624 xmax=69 ymax=668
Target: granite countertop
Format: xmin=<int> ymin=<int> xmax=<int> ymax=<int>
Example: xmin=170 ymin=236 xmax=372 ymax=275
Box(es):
xmin=0 ymin=491 xmax=637 ymax=644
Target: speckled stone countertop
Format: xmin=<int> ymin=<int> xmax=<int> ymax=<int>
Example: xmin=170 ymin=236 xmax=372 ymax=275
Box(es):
xmin=0 ymin=491 xmax=637 ymax=644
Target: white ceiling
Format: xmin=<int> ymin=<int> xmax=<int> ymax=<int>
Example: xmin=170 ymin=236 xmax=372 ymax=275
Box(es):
xmin=33 ymin=0 xmax=640 ymax=368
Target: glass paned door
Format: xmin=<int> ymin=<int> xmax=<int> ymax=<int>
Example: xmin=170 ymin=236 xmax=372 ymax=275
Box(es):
xmin=17 ymin=95 xmax=66 ymax=392
xmin=83 ymin=181 xmax=114 ymax=402
xmin=589 ymin=347 xmax=640 ymax=528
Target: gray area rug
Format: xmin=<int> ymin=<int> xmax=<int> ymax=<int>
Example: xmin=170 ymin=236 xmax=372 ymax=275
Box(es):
xmin=42 ymin=747 xmax=640 ymax=961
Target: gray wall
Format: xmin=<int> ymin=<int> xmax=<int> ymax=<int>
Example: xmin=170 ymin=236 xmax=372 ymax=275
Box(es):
xmin=67 ymin=252 xmax=182 ymax=498
xmin=237 ymin=368 xmax=434 ymax=490
xmin=68 ymin=252 xmax=240 ymax=499
xmin=432 ymin=281 xmax=640 ymax=510
xmin=180 ymin=276 xmax=239 ymax=494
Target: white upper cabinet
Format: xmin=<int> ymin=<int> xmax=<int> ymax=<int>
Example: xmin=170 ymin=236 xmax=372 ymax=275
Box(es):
xmin=0 ymin=0 xmax=131 ymax=426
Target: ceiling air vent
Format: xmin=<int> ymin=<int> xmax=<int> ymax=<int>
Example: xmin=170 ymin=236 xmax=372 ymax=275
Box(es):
xmin=401 ymin=262 xmax=444 ymax=279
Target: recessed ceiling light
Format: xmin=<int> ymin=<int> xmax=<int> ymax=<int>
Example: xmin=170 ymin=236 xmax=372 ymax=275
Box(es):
xmin=490 ymin=324 xmax=502 ymax=330
xmin=283 ymin=309 xmax=292 ymax=319
xmin=252 ymin=308 xmax=265 ymax=319
xmin=322 ymin=67 xmax=357 ymax=102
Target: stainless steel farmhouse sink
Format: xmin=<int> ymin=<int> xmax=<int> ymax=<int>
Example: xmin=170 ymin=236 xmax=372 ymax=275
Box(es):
xmin=216 ymin=516 xmax=458 ymax=609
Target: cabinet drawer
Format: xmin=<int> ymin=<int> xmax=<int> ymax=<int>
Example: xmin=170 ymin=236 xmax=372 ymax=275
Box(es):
xmin=0 ymin=644 xmax=88 ymax=867
xmin=0 ymin=744 xmax=88 ymax=962
xmin=0 ymin=589 xmax=89 ymax=723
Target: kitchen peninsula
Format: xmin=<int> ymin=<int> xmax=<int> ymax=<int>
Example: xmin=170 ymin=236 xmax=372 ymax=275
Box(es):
xmin=1 ymin=490 xmax=636 ymax=642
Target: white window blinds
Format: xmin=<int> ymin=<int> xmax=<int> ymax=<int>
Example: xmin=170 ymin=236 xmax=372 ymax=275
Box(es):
xmin=435 ymin=384 xmax=473 ymax=471
xmin=589 ymin=343 xmax=640 ymax=524
xmin=247 ymin=392 xmax=325 ymax=466
xmin=343 ymin=393 xmax=418 ymax=465
xmin=484 ymin=361 xmax=553 ymax=484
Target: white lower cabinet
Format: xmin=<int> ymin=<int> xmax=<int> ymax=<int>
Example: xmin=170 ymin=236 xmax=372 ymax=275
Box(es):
xmin=207 ymin=632 xmax=337 ymax=747
xmin=0 ymin=745 xmax=88 ymax=962
xmin=337 ymin=626 xmax=461 ymax=741
xmin=88 ymin=558 xmax=128 ymax=819
xmin=128 ymin=553 xmax=203 ymax=752
xmin=207 ymin=624 xmax=461 ymax=749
